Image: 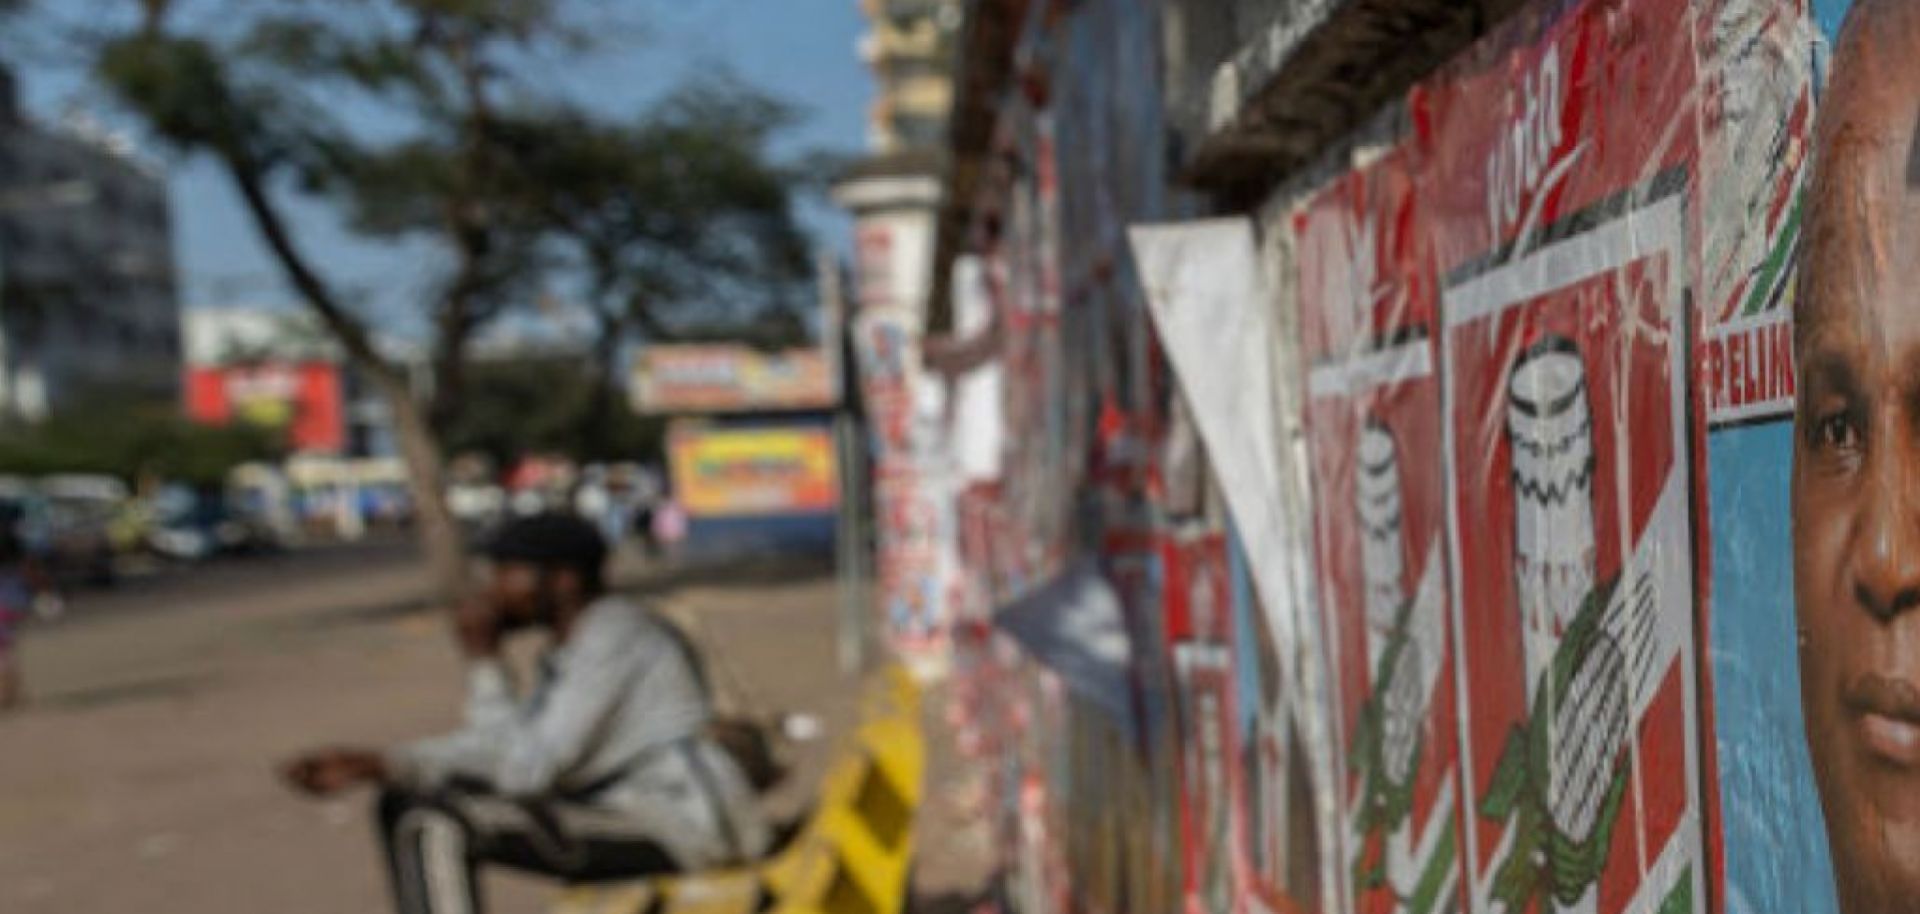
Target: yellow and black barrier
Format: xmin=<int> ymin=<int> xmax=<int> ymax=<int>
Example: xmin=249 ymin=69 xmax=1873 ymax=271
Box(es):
xmin=553 ymin=665 xmax=924 ymax=914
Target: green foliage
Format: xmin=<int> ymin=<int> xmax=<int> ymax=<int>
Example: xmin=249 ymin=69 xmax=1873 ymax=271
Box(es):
xmin=0 ymin=401 xmax=285 ymax=486
xmin=519 ymin=77 xmax=818 ymax=338
xmin=439 ymin=355 xmax=663 ymax=466
xmin=89 ymin=0 xmax=813 ymax=488
xmin=95 ymin=0 xmax=814 ymax=352
xmin=668 ymin=307 xmax=813 ymax=352
xmin=97 ymin=34 xmax=270 ymax=160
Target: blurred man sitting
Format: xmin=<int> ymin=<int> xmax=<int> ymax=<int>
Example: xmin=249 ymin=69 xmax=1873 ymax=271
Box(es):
xmin=282 ymin=513 xmax=769 ymax=914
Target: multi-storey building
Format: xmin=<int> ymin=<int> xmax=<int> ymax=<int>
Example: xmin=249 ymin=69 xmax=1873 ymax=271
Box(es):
xmin=0 ymin=63 xmax=179 ymax=421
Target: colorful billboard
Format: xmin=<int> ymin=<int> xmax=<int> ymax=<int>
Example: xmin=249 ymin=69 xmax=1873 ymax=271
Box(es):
xmin=631 ymin=345 xmax=835 ymax=415
xmin=665 ymin=423 xmax=837 ymax=518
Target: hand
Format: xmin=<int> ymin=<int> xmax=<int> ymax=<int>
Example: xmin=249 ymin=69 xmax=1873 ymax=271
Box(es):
xmin=452 ymin=596 xmax=503 ymax=659
xmin=281 ymin=748 xmax=386 ymax=796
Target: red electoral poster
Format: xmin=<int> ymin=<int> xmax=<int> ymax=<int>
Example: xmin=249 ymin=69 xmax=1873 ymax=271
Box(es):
xmin=1693 ymin=0 xmax=1812 ymax=426
xmin=1167 ymin=531 xmax=1240 ymax=914
xmin=1425 ymin=0 xmax=1707 ymax=911
xmin=1296 ymin=145 xmax=1466 ymax=914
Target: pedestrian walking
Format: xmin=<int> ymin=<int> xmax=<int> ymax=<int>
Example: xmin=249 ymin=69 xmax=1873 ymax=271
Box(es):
xmin=0 ymin=524 xmax=53 ymax=710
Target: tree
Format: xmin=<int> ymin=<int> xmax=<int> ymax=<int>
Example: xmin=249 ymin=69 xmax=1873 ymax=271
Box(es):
xmin=0 ymin=398 xmax=284 ymax=486
xmin=440 ymin=354 xmax=664 ymax=468
xmin=88 ymin=0 xmax=666 ymax=601
xmin=515 ymin=81 xmax=816 ymax=457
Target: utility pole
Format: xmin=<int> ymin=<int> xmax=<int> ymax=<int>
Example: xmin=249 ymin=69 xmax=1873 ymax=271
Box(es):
xmin=822 ymin=250 xmax=870 ymax=676
xmin=0 ymin=224 xmax=11 ymax=423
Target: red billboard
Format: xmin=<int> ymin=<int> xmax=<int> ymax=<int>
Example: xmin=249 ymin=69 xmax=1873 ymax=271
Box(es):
xmin=184 ymin=362 xmax=346 ymax=454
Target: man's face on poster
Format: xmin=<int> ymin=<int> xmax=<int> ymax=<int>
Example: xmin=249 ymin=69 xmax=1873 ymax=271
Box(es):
xmin=1795 ymin=6 xmax=1920 ymax=909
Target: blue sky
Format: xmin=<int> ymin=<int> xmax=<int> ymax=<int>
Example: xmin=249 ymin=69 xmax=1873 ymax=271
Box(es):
xmin=15 ymin=0 xmax=872 ymax=336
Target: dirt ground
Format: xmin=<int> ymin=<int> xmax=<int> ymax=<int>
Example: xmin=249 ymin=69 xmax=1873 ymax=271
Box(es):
xmin=0 ymin=544 xmax=991 ymax=913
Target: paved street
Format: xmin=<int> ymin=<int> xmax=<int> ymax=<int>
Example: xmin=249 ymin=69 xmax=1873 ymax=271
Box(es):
xmin=0 ymin=543 xmax=916 ymax=913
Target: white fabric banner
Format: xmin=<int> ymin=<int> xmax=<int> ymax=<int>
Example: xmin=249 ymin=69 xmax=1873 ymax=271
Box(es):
xmin=1129 ymin=219 xmax=1302 ymax=667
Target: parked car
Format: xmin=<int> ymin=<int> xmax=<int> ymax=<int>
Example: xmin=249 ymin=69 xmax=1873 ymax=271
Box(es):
xmin=148 ymin=488 xmax=282 ymax=561
xmin=0 ymin=476 xmax=120 ymax=587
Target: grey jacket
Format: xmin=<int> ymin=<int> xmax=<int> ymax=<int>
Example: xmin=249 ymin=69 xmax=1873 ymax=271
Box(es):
xmin=387 ymin=597 xmax=771 ymax=868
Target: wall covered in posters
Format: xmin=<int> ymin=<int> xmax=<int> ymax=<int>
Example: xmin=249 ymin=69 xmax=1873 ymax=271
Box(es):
xmin=908 ymin=0 xmax=1908 ymax=912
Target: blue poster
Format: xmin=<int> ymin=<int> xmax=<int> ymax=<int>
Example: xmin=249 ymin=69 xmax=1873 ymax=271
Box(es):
xmin=1813 ymin=0 xmax=1849 ymax=39
xmin=1698 ymin=2 xmax=1846 ymax=910
xmin=1708 ymin=422 xmax=1837 ymax=914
